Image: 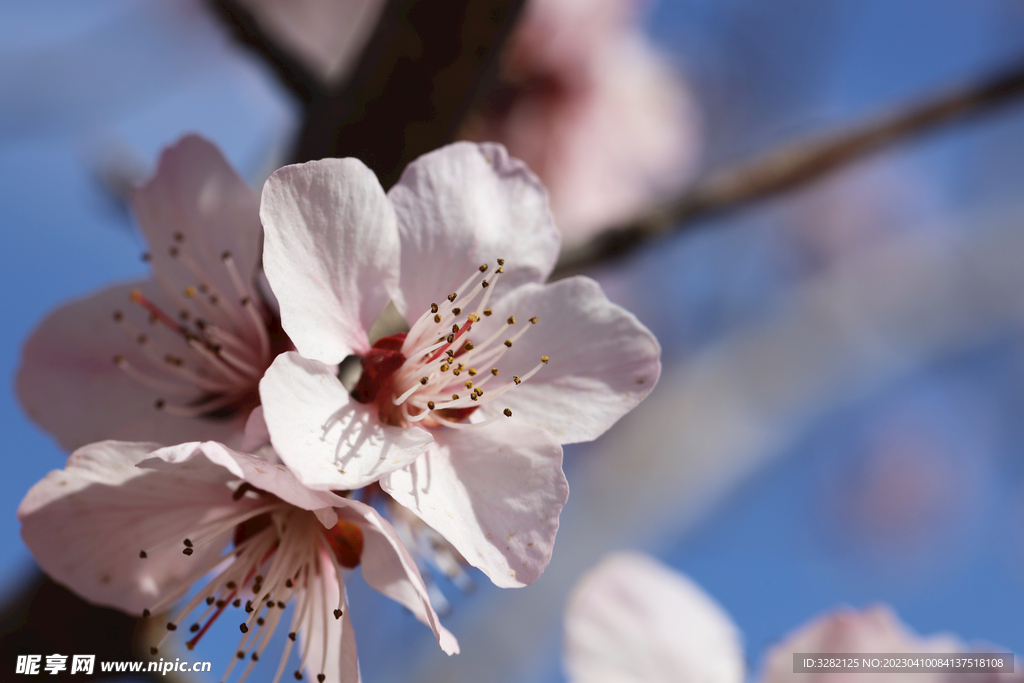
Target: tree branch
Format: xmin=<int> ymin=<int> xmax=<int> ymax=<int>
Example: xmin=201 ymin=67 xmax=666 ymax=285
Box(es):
xmin=292 ymin=0 xmax=527 ymax=187
xmin=555 ymin=58 xmax=1024 ymax=276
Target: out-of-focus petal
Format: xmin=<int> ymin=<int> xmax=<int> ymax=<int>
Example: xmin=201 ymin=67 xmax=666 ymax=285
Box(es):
xmin=470 ymin=276 xmax=661 ymax=443
xmin=132 ymin=135 xmax=262 ymax=313
xmin=16 ymin=280 xmax=245 ymax=450
xmin=18 ymin=441 xmax=254 ymax=615
xmin=260 ymin=352 xmax=432 ymax=490
xmin=564 ymin=552 xmax=744 ymax=683
xmin=388 ymin=142 xmax=561 ymax=321
xmin=262 ymin=158 xmax=399 ymax=363
xmin=337 ymin=498 xmax=459 ymax=655
xmin=380 ymin=422 xmax=567 ymax=588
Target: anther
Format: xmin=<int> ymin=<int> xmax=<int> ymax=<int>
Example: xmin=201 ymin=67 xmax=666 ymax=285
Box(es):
xmin=481 ymin=281 xmax=489 ymax=288
xmin=427 ymin=401 xmax=435 ymax=410
xmin=183 ymin=286 xmax=196 ymax=298
xmin=464 ymin=342 xmax=475 ymax=351
xmin=206 ymin=596 xmax=215 ymax=605
xmin=182 ymin=547 xmax=193 ymax=556
xmin=465 ymin=381 xmax=474 ymax=389
xmin=431 ymin=303 xmax=439 ymax=313
xmin=139 ymin=550 xmax=147 ymax=559
xmin=468 ymin=368 xmax=478 ymax=376
xmin=497 ymin=258 xmax=506 ymax=266
xmin=190 ymin=623 xmax=200 ymax=633
xmin=278 ymin=601 xmax=285 ymax=608
xmin=150 ymin=647 xmax=158 ymax=655
xmin=173 ymin=232 xmax=185 ymax=243
xmin=452 ymin=394 xmax=460 ymax=400
xmin=239 ymin=623 xmax=249 ymax=633
xmin=491 ymin=368 xmax=499 ymax=375
xmin=447 ymin=293 xmax=457 ymax=302
xmin=504 ymin=340 xmax=513 ymax=348
xmin=446 ymin=349 xmax=455 ymax=357
xmin=113 ymin=310 xmax=124 ymax=322
xmin=334 ymin=609 xmax=343 ymax=619
xmin=530 ymin=316 xmax=538 ymax=324
xmin=479 ymin=264 xmax=488 ymax=272
xmin=216 ymin=600 xmax=227 ymax=608
xmin=507 ymin=316 xmax=516 ymax=325
xmin=483 ymin=308 xmax=493 ymax=316
xmin=420 ymin=377 xmax=428 ymax=385
xmin=155 ymin=399 xmax=166 ymax=410
xmin=245 ymin=600 xmax=254 ymax=613
xmin=142 ymin=609 xmax=151 ymax=618
xmin=257 ymin=617 xmax=265 ymax=626
xmin=446 ymin=334 xmax=454 ymax=343
xmin=434 ymin=314 xmax=442 ymax=323
xmin=252 ymin=652 xmax=259 ymax=661
xmin=237 ymin=651 xmax=245 ymax=660
xmin=440 ymin=364 xmax=449 ymax=372
xmin=452 ymin=325 xmax=460 ymax=334
xmin=294 ymin=672 xmax=303 ymax=680
xmin=513 ymin=376 xmax=521 ymax=385
xmin=474 ymin=388 xmax=483 ymax=396
xmin=183 ymin=539 xmax=193 ymax=547
xmin=166 ymin=622 xmax=177 ymax=631
xmin=541 ymin=356 xmax=550 ymax=363
xmin=169 ymin=247 xmax=179 ymax=258
xmin=318 ymin=675 xmax=326 ymax=683
xmin=285 ymin=579 xmax=293 ymax=588
xmin=452 ymin=368 xmax=460 ymax=376
xmin=452 ymin=307 xmax=461 ymax=315
xmin=504 ymin=408 xmax=513 ymax=417
xmin=288 ymin=632 xmax=297 ymax=641
xmin=136 ymin=333 xmax=148 ymax=344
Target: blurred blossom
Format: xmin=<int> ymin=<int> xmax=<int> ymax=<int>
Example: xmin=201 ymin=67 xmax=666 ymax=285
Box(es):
xmin=17 ymin=136 xmax=283 ymax=451
xmin=258 ymin=141 xmax=660 ymax=588
xmin=566 ymin=552 xmax=1021 ymax=683
xmin=233 ymin=0 xmax=386 ymax=84
xmin=18 ymin=437 xmax=456 ymax=682
xmin=461 ymin=0 xmax=700 ymax=243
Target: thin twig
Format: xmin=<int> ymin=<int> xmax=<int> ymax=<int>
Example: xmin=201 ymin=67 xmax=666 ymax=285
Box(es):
xmin=555 ymin=58 xmax=1024 ymax=276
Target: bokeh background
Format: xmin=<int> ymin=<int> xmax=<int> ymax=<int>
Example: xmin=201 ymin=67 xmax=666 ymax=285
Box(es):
xmin=2 ymin=1 xmax=1024 ymax=681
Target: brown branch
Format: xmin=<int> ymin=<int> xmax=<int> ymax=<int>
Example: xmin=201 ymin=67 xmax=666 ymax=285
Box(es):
xmin=555 ymin=58 xmax=1024 ymax=276
xmin=208 ymin=0 xmax=320 ymax=105
xmin=292 ymin=0 xmax=527 ymax=187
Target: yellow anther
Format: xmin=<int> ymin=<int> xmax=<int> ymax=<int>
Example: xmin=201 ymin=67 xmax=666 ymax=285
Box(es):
xmin=507 ymin=316 xmax=516 ymax=325
xmin=451 ymin=394 xmax=460 ymax=400
xmin=441 ymin=364 xmax=450 ymax=372
xmin=481 ymin=280 xmax=490 ymax=288
xmin=491 ymin=367 xmax=499 ymax=375
xmin=465 ymin=342 xmax=475 ymax=351
xmin=513 ymin=376 xmax=521 ymax=385
xmin=431 ymin=303 xmax=439 ymax=313
xmin=183 ymin=286 xmax=197 ymax=298
xmin=465 ymin=381 xmax=474 ymax=389
xmin=497 ymin=258 xmax=505 ymax=266
xmin=529 ymin=316 xmax=538 ymax=324
xmin=468 ymin=368 xmax=478 ymax=376
xmin=479 ymin=264 xmax=488 ymax=272
xmin=448 ymin=293 xmax=457 ymax=302
xmin=504 ymin=340 xmax=513 ymax=348
xmin=453 ymin=307 xmax=461 ymax=315
xmin=541 ymin=356 xmax=549 ymax=363
xmin=483 ymin=308 xmax=492 ymax=316
xmin=434 ymin=314 xmax=442 ymax=323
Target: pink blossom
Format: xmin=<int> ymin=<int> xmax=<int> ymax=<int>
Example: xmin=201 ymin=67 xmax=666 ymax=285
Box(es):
xmin=461 ymin=0 xmax=700 ymax=243
xmin=257 ymin=142 xmax=661 ymax=588
xmin=18 ymin=135 xmax=282 ymax=450
xmin=18 ymin=439 xmax=456 ymax=683
xmin=565 ymin=552 xmax=1020 ymax=683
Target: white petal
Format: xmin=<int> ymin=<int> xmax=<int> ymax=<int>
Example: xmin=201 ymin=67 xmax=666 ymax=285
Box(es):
xmin=142 ymin=441 xmax=343 ymax=525
xmin=260 ymin=353 xmax=433 ymax=489
xmin=132 ymin=135 xmax=262 ymax=322
xmin=471 ymin=277 xmax=661 ymax=443
xmin=388 ymin=142 xmax=561 ymax=321
xmin=261 ymin=158 xmax=399 ymax=363
xmin=18 ymin=441 xmax=255 ymax=615
xmin=564 ymin=552 xmax=744 ymax=683
xmin=380 ymin=422 xmax=568 ymax=588
xmin=336 ymin=499 xmax=458 ymax=655
xmin=299 ymin=551 xmax=360 ymax=683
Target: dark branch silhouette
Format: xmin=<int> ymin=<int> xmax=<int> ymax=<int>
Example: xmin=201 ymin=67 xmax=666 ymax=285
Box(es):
xmin=555 ymin=58 xmax=1024 ymax=275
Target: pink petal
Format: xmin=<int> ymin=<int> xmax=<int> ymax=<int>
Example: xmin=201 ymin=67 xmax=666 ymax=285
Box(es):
xmin=471 ymin=276 xmax=660 ymax=443
xmin=261 ymin=158 xmax=399 ymax=363
xmin=18 ymin=441 xmax=257 ymax=615
xmin=379 ymin=422 xmax=568 ymax=588
xmin=142 ymin=441 xmax=344 ymax=526
xmin=336 ymin=498 xmax=459 ymax=655
xmin=259 ymin=353 xmax=433 ymax=490
xmin=132 ymin=135 xmax=262 ymax=321
xmin=760 ymin=606 xmax=975 ymax=683
xmin=17 ymin=280 xmax=246 ymax=451
xmin=388 ymin=142 xmax=561 ymax=321
xmin=299 ymin=549 xmax=360 ymax=683
xmin=564 ymin=552 xmax=744 ymax=683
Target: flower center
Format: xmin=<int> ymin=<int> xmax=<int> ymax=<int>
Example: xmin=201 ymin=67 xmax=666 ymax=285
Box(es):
xmin=140 ymin=491 xmax=360 ymax=683
xmin=110 ymin=233 xmax=283 ymax=420
xmin=353 ymin=260 xmax=549 ymax=430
